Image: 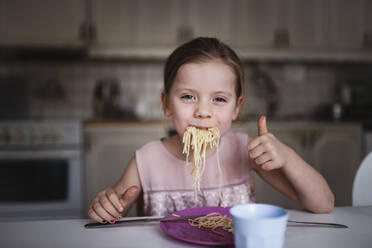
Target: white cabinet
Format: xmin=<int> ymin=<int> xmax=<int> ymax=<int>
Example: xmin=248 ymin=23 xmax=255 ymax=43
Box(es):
xmin=89 ymin=0 xmax=235 ymax=57
xmin=312 ymin=126 xmax=362 ymax=206
xmin=232 ymin=122 xmax=362 ymax=209
xmin=285 ymin=0 xmax=327 ymax=49
xmin=91 ymin=0 xmax=181 ymax=48
xmin=2 ymin=0 xmax=371 ymax=60
xmin=84 ymin=122 xmax=167 ymax=217
xmin=285 ymin=0 xmax=372 ymax=50
xmin=230 ymin=0 xmax=278 ymax=49
xmin=0 ymin=0 xmax=85 ymax=46
xmin=186 ymin=0 xmax=231 ymax=44
xmin=328 ymin=0 xmax=366 ymax=49
xmin=230 ymin=0 xmax=326 ymax=50
xmin=90 ymin=0 xmax=138 ymax=47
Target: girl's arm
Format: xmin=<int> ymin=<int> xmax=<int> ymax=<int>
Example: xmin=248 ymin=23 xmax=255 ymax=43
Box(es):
xmin=87 ymin=156 xmax=142 ymax=223
xmin=248 ymin=116 xmax=334 ymax=213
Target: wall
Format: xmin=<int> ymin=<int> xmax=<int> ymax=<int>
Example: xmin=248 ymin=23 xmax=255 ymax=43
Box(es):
xmin=0 ymin=60 xmax=369 ymax=121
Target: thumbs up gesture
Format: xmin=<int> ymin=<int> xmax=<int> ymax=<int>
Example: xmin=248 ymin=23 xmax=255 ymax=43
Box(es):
xmin=247 ymin=115 xmax=289 ymax=171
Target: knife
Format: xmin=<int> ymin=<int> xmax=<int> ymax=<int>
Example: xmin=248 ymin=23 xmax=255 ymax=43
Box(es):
xmin=287 ymin=220 xmax=348 ymax=228
xmin=84 ymin=214 xmax=206 ymax=229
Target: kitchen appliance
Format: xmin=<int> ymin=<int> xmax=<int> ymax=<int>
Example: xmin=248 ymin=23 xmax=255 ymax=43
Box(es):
xmin=339 ymin=80 xmax=372 ymax=123
xmin=0 ymin=120 xmax=84 ymax=221
xmin=93 ymin=78 xmax=136 ymax=119
xmin=338 ymin=80 xmax=372 ymax=156
xmin=0 ymin=76 xmax=30 ymax=120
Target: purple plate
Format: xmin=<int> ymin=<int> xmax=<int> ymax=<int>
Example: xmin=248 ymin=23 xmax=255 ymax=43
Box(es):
xmin=160 ymin=206 xmax=234 ymax=246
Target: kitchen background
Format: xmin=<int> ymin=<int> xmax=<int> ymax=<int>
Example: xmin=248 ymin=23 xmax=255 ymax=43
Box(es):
xmin=1 ymin=0 xmax=372 ymax=220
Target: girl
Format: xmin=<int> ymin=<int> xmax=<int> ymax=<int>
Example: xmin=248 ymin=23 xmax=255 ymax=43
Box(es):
xmin=88 ymin=37 xmax=334 ymax=224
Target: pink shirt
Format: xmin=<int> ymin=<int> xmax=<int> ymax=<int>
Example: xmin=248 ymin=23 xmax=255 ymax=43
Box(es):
xmin=136 ymin=131 xmax=256 ymax=216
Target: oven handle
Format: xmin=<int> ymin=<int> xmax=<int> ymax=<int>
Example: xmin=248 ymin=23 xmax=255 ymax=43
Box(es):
xmin=0 ymin=150 xmax=81 ymax=159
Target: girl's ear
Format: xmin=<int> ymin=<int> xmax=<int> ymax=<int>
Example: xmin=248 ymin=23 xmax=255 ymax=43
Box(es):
xmin=161 ymin=91 xmax=172 ymax=117
xmin=232 ymin=96 xmax=243 ymax=120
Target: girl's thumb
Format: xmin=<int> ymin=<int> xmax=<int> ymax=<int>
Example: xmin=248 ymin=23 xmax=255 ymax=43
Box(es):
xmin=258 ymin=115 xmax=268 ymax=136
xmin=120 ymin=186 xmax=138 ymax=205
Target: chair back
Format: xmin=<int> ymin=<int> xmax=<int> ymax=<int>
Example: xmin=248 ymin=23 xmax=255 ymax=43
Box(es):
xmin=352 ymin=151 xmax=372 ymax=206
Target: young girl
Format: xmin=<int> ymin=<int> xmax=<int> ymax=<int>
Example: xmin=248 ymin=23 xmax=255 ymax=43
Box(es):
xmin=88 ymin=37 xmax=334 ymax=224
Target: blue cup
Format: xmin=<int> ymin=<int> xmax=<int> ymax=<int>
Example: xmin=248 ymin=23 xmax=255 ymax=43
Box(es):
xmin=230 ymin=203 xmax=288 ymax=248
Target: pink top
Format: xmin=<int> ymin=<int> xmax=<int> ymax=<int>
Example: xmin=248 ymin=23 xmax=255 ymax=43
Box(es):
xmin=135 ymin=131 xmax=256 ymax=216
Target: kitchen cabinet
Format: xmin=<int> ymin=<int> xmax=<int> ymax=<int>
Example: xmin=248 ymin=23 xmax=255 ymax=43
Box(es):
xmin=84 ymin=122 xmax=168 ymax=217
xmin=90 ymin=0 xmax=183 ymax=58
xmin=234 ymin=0 xmax=372 ymax=61
xmin=230 ymin=0 xmax=324 ymax=52
xmin=89 ymin=0 xmax=236 ymax=58
xmin=284 ymin=0 xmax=327 ymax=49
xmin=0 ymin=0 xmax=86 ymax=47
xmin=1 ymin=0 xmax=371 ymax=60
xmin=232 ymin=122 xmax=362 ymax=209
xmin=328 ymin=0 xmax=368 ymax=50
xmin=283 ymin=0 xmax=372 ymax=50
xmin=230 ymin=0 xmax=278 ymax=49
xmin=312 ymin=126 xmax=362 ymax=206
xmin=186 ymin=0 xmax=231 ymax=44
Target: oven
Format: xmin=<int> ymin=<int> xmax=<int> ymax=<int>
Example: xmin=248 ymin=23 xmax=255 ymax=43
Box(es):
xmin=0 ymin=120 xmax=84 ymax=221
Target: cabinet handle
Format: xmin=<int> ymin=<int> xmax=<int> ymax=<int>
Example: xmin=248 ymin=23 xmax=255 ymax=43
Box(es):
xmin=79 ymin=22 xmax=96 ymax=43
xmin=363 ymin=32 xmax=372 ymax=50
xmin=273 ymin=29 xmax=290 ymax=48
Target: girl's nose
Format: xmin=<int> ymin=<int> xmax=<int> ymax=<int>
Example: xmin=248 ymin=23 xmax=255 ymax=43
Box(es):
xmin=195 ymin=103 xmax=212 ymax=118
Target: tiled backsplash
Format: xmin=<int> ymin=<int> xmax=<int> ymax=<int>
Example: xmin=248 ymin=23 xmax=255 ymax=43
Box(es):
xmin=0 ymin=60 xmax=366 ymax=121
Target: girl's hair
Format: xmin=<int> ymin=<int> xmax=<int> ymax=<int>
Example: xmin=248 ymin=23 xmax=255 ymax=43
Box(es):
xmin=163 ymin=37 xmax=244 ymax=98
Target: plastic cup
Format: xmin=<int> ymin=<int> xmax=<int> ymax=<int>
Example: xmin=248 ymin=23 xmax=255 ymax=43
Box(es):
xmin=230 ymin=203 xmax=288 ymax=248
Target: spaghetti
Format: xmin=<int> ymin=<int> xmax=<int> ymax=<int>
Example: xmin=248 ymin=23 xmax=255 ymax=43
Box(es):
xmin=182 ymin=127 xmax=222 ymax=201
xmin=188 ymin=212 xmax=233 ymax=236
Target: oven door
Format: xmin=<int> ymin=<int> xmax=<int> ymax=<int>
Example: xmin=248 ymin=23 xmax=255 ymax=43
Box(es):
xmin=0 ymin=149 xmax=83 ymax=221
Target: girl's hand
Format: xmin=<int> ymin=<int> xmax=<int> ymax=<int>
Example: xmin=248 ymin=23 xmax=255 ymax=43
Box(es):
xmin=247 ymin=116 xmax=292 ymax=171
xmin=88 ymin=185 xmax=138 ymax=224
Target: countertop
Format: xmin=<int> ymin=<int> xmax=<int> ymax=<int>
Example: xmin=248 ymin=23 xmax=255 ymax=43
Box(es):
xmin=1 ymin=206 xmax=371 ymax=248
xmin=83 ymin=118 xmax=363 ymax=126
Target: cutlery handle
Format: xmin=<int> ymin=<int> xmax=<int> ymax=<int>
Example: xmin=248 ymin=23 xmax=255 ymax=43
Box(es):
xmin=84 ymin=214 xmax=206 ymax=229
xmin=84 ymin=217 xmax=164 ymax=229
xmin=288 ymin=220 xmax=348 ymax=228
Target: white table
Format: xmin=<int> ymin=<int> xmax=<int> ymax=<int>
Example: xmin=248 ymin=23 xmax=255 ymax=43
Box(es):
xmin=0 ymin=206 xmax=371 ymax=248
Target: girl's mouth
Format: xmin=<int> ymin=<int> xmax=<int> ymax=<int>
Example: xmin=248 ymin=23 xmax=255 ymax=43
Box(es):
xmin=189 ymin=125 xmax=212 ymax=130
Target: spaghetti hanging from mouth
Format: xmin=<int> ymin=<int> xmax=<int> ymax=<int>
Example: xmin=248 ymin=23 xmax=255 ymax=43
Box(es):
xmin=182 ymin=126 xmax=222 ymax=203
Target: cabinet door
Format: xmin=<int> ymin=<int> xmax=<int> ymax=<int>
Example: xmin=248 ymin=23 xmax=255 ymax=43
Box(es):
xmin=92 ymin=0 xmax=181 ymax=48
xmin=313 ymin=129 xmax=362 ymax=206
xmin=186 ymin=0 xmax=231 ymax=44
xmin=285 ymin=0 xmax=327 ymax=48
xmin=91 ymin=0 xmax=138 ymax=46
xmin=328 ymin=0 xmax=365 ymax=49
xmin=136 ymin=0 xmax=181 ymax=47
xmin=0 ymin=0 xmax=85 ymax=46
xmin=84 ymin=124 xmax=166 ymax=217
xmin=231 ymin=0 xmax=278 ymax=48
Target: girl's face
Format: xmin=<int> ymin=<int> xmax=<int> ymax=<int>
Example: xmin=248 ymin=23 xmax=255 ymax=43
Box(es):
xmin=162 ymin=59 xmax=243 ymax=138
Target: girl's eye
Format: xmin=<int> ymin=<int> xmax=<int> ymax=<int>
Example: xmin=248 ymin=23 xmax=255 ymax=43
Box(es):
xmin=214 ymin=96 xmax=227 ymax=103
xmin=181 ymin=94 xmax=195 ymax=101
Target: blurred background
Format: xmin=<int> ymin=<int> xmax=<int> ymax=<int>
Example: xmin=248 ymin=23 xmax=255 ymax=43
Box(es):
xmin=0 ymin=0 xmax=371 ymax=220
